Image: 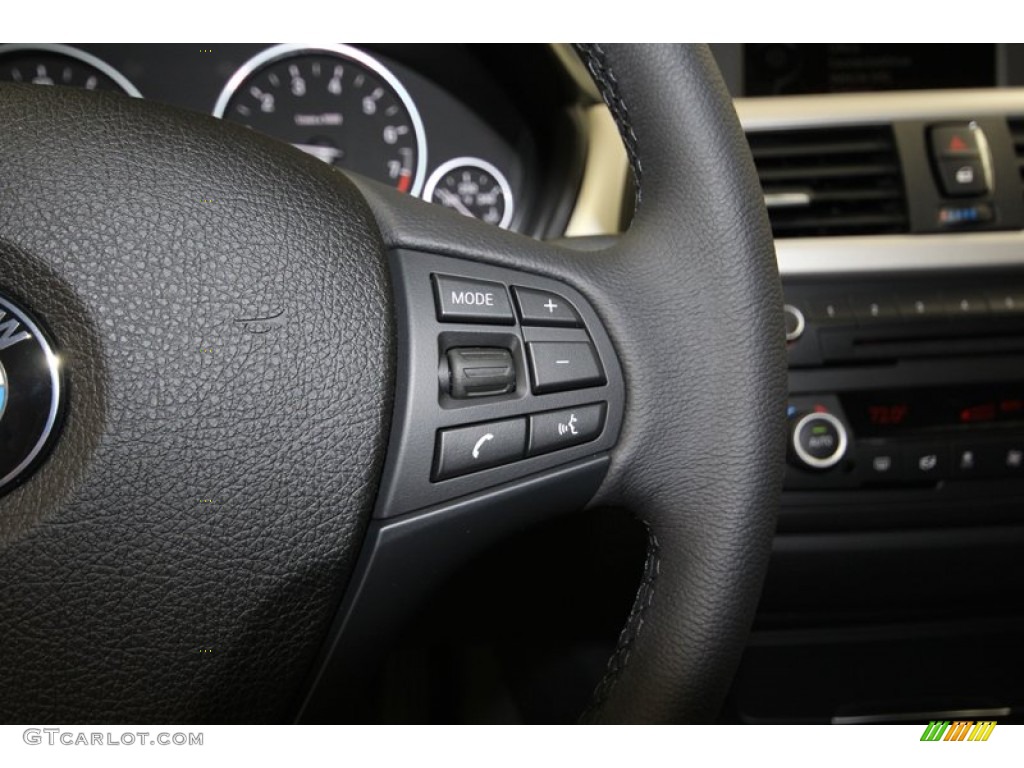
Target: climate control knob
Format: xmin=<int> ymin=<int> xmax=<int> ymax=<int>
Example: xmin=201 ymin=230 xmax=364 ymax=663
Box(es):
xmin=789 ymin=411 xmax=848 ymax=470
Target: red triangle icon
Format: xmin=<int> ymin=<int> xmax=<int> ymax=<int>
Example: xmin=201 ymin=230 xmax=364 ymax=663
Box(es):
xmin=948 ymin=135 xmax=969 ymax=152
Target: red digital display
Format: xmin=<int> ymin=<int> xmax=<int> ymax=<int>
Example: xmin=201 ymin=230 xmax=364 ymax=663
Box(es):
xmin=868 ymin=404 xmax=909 ymax=426
xmin=843 ymin=385 xmax=1024 ymax=437
xmin=960 ymin=403 xmax=996 ymax=424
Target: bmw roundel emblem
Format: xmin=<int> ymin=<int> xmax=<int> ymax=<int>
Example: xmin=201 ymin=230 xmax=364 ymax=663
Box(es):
xmin=0 ymin=294 xmax=63 ymax=494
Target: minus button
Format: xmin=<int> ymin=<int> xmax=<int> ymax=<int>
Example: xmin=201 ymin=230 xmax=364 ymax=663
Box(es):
xmin=527 ymin=341 xmax=605 ymax=394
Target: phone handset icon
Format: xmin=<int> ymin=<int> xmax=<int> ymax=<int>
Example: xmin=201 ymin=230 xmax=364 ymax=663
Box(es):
xmin=472 ymin=433 xmax=494 ymax=460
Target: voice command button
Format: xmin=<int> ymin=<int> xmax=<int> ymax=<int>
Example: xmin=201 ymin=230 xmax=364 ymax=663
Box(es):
xmin=527 ymin=403 xmax=607 ymax=456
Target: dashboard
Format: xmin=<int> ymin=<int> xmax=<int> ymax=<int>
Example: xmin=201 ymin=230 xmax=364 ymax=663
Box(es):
xmin=697 ymin=44 xmax=1024 ymax=725
xmin=0 ymin=43 xmax=586 ymax=237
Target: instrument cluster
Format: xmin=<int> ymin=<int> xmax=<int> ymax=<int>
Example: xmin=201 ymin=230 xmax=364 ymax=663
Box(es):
xmin=0 ymin=43 xmax=558 ymax=233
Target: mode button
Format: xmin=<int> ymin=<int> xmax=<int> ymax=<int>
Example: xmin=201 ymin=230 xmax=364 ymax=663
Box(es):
xmin=433 ymin=274 xmax=514 ymax=325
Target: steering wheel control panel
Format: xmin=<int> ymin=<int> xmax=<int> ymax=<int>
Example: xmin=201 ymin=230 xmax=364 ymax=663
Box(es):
xmin=377 ymin=250 xmax=624 ymax=518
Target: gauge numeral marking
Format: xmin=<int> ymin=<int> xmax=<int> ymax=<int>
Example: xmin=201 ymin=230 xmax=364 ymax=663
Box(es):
xmin=382 ymin=125 xmax=409 ymax=145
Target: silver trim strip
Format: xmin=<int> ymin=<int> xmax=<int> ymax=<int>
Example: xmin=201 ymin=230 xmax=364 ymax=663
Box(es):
xmin=0 ymin=296 xmax=62 ymax=491
xmin=833 ymin=707 xmax=1011 ymax=725
xmin=776 ymin=231 xmax=1024 ymax=275
xmin=765 ymin=192 xmax=812 ymax=209
xmin=0 ymin=43 xmax=142 ymax=97
xmin=736 ymin=88 xmax=1024 ymax=131
xmin=423 ymin=156 xmax=515 ymax=230
xmin=211 ymin=43 xmax=428 ymax=197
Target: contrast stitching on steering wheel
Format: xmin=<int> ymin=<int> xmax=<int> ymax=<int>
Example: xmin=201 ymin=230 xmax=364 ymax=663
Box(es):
xmin=571 ymin=43 xmax=660 ymax=722
xmin=580 ymin=529 xmax=660 ymax=722
xmin=573 ymin=43 xmax=643 ymax=208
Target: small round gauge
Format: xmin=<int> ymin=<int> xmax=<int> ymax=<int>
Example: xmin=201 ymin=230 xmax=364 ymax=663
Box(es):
xmin=0 ymin=43 xmax=141 ymax=95
xmin=423 ymin=157 xmax=515 ymax=229
xmin=213 ymin=44 xmax=427 ymax=195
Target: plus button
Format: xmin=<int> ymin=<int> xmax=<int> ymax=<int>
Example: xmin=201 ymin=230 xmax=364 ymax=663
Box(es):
xmin=543 ymin=299 xmax=558 ymax=313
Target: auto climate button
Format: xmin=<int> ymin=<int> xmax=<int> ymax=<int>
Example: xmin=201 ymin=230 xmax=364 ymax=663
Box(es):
xmin=789 ymin=411 xmax=848 ymax=470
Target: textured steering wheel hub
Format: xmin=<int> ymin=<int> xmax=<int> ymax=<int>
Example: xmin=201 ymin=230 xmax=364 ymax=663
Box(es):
xmin=0 ymin=84 xmax=394 ymax=722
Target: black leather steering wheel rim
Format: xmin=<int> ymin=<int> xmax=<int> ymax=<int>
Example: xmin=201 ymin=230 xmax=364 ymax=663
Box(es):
xmin=351 ymin=44 xmax=788 ymax=723
xmin=0 ymin=43 xmax=786 ymax=724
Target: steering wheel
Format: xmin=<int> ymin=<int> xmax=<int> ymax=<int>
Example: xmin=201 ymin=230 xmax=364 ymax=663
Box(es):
xmin=0 ymin=44 xmax=786 ymax=723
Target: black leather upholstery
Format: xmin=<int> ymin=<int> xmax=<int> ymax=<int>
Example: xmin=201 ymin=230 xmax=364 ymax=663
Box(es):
xmin=355 ymin=44 xmax=787 ymax=723
xmin=0 ymin=43 xmax=785 ymax=725
xmin=0 ymin=85 xmax=393 ymax=722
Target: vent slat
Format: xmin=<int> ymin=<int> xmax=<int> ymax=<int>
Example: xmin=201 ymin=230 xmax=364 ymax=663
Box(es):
xmin=748 ymin=125 xmax=908 ymax=238
xmin=756 ymin=163 xmax=900 ymax=183
xmin=771 ymin=213 xmax=908 ymax=234
xmin=750 ymin=139 xmax=893 ymax=160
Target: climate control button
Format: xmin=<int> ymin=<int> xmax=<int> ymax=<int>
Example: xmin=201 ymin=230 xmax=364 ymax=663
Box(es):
xmin=790 ymin=411 xmax=848 ymax=470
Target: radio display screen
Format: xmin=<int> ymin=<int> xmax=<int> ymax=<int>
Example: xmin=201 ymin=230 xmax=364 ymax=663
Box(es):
xmin=842 ymin=384 xmax=1024 ymax=438
xmin=744 ymin=44 xmax=997 ymax=96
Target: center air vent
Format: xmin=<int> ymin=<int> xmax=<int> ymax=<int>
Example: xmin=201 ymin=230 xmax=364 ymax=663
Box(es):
xmin=1009 ymin=118 xmax=1024 ymax=199
xmin=747 ymin=125 xmax=909 ymax=238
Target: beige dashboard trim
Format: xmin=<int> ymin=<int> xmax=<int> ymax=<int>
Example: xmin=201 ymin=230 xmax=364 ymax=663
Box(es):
xmin=735 ymin=88 xmax=1024 ymax=130
xmin=564 ymin=105 xmax=629 ymax=238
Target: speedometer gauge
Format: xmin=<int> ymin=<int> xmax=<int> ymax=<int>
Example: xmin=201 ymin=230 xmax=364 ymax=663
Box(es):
xmin=0 ymin=43 xmax=141 ymax=96
xmin=213 ymin=44 xmax=427 ymax=195
xmin=423 ymin=157 xmax=515 ymax=229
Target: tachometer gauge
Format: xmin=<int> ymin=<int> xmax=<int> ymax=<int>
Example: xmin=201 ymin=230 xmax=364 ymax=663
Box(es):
xmin=213 ymin=44 xmax=427 ymax=195
xmin=0 ymin=43 xmax=141 ymax=96
xmin=423 ymin=157 xmax=515 ymax=229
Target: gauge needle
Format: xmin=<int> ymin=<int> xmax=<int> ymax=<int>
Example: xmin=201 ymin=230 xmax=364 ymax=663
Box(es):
xmin=292 ymin=143 xmax=343 ymax=164
xmin=435 ymin=188 xmax=476 ymax=218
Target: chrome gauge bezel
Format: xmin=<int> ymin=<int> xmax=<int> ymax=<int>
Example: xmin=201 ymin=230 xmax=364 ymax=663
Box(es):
xmin=423 ymin=156 xmax=515 ymax=230
xmin=211 ymin=43 xmax=428 ymax=197
xmin=0 ymin=43 xmax=142 ymax=96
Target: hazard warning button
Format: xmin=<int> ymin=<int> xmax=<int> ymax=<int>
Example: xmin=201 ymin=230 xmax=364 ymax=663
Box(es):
xmin=931 ymin=124 xmax=982 ymax=158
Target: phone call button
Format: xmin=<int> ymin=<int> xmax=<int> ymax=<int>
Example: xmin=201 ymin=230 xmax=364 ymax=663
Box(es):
xmin=433 ymin=418 xmax=527 ymax=481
